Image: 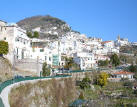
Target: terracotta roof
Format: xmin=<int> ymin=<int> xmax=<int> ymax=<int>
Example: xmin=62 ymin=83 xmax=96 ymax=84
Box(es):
xmin=101 ymin=41 xmax=111 ymax=44
xmin=113 ymin=71 xmax=134 ymax=75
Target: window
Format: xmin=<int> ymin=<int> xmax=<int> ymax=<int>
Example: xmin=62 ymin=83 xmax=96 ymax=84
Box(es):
xmin=49 ymin=57 xmax=51 ymax=61
xmin=32 ymin=48 xmax=35 ymax=52
xmin=40 ymin=49 xmax=44 ymax=52
xmin=45 ymin=56 xmax=47 ymax=61
xmin=4 ymin=37 xmax=6 ymax=40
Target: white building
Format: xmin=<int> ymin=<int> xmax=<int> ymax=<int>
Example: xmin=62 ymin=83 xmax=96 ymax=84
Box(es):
xmin=115 ymin=35 xmax=129 ymax=47
xmin=0 ymin=21 xmax=31 ymax=64
xmin=73 ymin=52 xmax=96 ymax=70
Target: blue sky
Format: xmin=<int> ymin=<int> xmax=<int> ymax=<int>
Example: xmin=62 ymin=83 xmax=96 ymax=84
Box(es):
xmin=0 ymin=0 xmax=137 ymax=42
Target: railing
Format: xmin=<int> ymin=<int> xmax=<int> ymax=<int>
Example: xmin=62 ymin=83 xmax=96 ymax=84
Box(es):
xmin=0 ymin=75 xmax=71 ymax=94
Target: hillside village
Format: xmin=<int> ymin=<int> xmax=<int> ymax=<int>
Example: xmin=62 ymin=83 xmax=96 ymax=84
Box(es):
xmin=0 ymin=19 xmax=132 ymax=73
xmin=1 ymin=16 xmax=137 ymax=106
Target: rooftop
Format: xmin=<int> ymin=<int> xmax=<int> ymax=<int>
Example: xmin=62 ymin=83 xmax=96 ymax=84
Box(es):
xmin=113 ymin=71 xmax=134 ymax=75
xmin=101 ymin=41 xmax=112 ymax=45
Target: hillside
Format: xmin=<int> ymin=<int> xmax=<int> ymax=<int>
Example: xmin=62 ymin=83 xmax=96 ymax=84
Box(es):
xmin=9 ymin=78 xmax=77 ymax=107
xmin=17 ymin=15 xmax=71 ymax=39
xmin=120 ymin=45 xmax=137 ymax=55
xmin=0 ymin=57 xmax=12 ymax=82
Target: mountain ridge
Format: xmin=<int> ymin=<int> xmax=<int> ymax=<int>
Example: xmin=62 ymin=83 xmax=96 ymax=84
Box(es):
xmin=17 ymin=15 xmax=72 ymax=39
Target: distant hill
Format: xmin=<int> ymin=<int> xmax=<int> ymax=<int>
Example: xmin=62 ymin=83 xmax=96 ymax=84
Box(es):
xmin=17 ymin=15 xmax=71 ymax=39
xmin=120 ymin=45 xmax=137 ymax=55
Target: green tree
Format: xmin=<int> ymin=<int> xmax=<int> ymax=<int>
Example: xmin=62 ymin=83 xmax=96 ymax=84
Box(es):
xmin=26 ymin=31 xmax=33 ymax=38
xmin=98 ymin=60 xmax=109 ymax=67
xmin=42 ymin=62 xmax=50 ymax=76
xmin=64 ymin=57 xmax=80 ymax=70
xmin=79 ymin=77 xmax=91 ymax=89
xmin=0 ymin=41 xmax=9 ymax=56
xmin=110 ymin=53 xmax=120 ymax=67
xmin=33 ymin=31 xmax=39 ymax=38
xmin=128 ymin=64 xmax=137 ymax=72
xmin=97 ymin=72 xmax=108 ymax=87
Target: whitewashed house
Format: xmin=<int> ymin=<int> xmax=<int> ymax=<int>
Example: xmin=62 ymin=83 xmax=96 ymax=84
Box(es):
xmin=0 ymin=21 xmax=31 ymax=64
xmin=112 ymin=70 xmax=134 ymax=80
xmin=73 ymin=52 xmax=96 ymax=70
xmin=115 ymin=36 xmax=129 ymax=47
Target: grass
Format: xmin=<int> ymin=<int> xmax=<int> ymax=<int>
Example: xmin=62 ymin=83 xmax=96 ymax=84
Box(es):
xmin=77 ymin=80 xmax=137 ymax=106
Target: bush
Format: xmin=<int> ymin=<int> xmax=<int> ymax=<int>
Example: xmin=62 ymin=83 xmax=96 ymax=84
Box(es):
xmin=98 ymin=60 xmax=109 ymax=67
xmin=97 ymin=72 xmax=108 ymax=87
xmin=27 ymin=31 xmax=39 ymax=38
xmin=42 ymin=62 xmax=50 ymax=76
xmin=128 ymin=65 xmax=137 ymax=72
xmin=26 ymin=31 xmax=33 ymax=38
xmin=0 ymin=41 xmax=9 ymax=56
xmin=79 ymin=77 xmax=91 ymax=89
xmin=78 ymin=92 xmax=84 ymax=100
xmin=33 ymin=31 xmax=39 ymax=38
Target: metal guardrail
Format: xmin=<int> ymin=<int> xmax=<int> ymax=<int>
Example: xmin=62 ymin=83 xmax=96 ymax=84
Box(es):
xmin=0 ymin=75 xmax=71 ymax=107
xmin=0 ymin=97 xmax=4 ymax=107
xmin=0 ymin=75 xmax=71 ymax=94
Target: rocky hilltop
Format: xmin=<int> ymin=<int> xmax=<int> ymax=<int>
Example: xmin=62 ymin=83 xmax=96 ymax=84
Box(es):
xmin=17 ymin=15 xmax=71 ymax=39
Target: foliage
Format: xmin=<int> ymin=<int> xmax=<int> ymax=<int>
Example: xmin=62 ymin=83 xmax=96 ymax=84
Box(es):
xmin=123 ymin=81 xmax=132 ymax=88
xmin=33 ymin=31 xmax=39 ymax=38
xmin=98 ymin=60 xmax=109 ymax=67
xmin=78 ymin=92 xmax=84 ymax=100
xmin=0 ymin=41 xmax=9 ymax=56
xmin=26 ymin=31 xmax=33 ymax=38
xmin=42 ymin=62 xmax=50 ymax=76
xmin=97 ymin=72 xmax=108 ymax=87
xmin=64 ymin=57 xmax=80 ymax=70
xmin=79 ymin=77 xmax=91 ymax=89
xmin=128 ymin=65 xmax=137 ymax=72
xmin=110 ymin=53 xmax=120 ymax=67
xmin=27 ymin=31 xmax=39 ymax=38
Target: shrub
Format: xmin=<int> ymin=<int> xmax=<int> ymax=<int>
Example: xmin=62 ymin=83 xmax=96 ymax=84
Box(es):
xmin=97 ymin=72 xmax=108 ymax=87
xmin=79 ymin=77 xmax=91 ymax=89
xmin=98 ymin=60 xmax=109 ymax=67
xmin=78 ymin=92 xmax=84 ymax=100
xmin=26 ymin=31 xmax=33 ymax=38
xmin=33 ymin=31 xmax=39 ymax=38
xmin=42 ymin=62 xmax=50 ymax=76
xmin=0 ymin=41 xmax=9 ymax=56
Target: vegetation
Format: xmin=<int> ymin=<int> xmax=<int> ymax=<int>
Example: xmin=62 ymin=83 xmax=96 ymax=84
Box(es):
xmin=17 ymin=15 xmax=71 ymax=39
xmin=119 ymin=54 xmax=137 ymax=64
xmin=0 ymin=57 xmax=12 ymax=82
xmin=0 ymin=41 xmax=9 ymax=56
xmin=9 ymin=78 xmax=77 ymax=107
xmin=110 ymin=53 xmax=120 ymax=67
xmin=64 ymin=57 xmax=80 ymax=70
xmin=98 ymin=60 xmax=109 ymax=67
xmin=120 ymin=45 xmax=137 ymax=55
xmin=128 ymin=64 xmax=137 ymax=72
xmin=27 ymin=31 xmax=39 ymax=38
xmin=33 ymin=31 xmax=39 ymax=38
xmin=42 ymin=62 xmax=50 ymax=76
xmin=26 ymin=31 xmax=33 ymax=38
xmin=97 ymin=72 xmax=108 ymax=87
xmin=78 ymin=92 xmax=84 ymax=100
xmin=79 ymin=77 xmax=91 ymax=89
